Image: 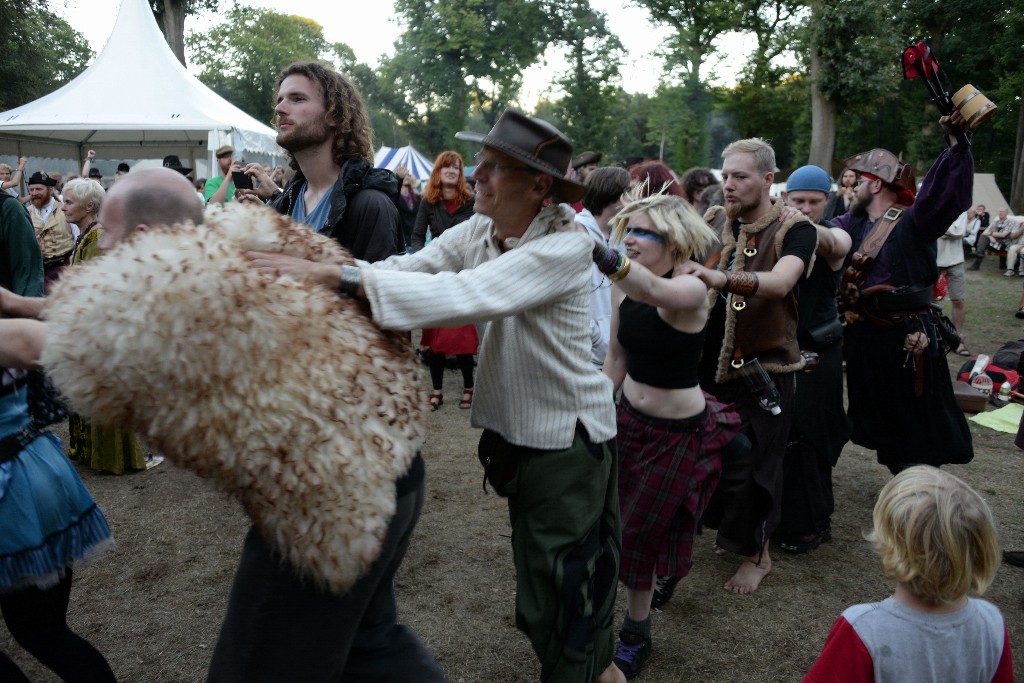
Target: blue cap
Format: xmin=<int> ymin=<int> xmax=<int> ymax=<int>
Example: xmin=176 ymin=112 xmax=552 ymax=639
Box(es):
xmin=786 ymin=165 xmax=831 ymax=194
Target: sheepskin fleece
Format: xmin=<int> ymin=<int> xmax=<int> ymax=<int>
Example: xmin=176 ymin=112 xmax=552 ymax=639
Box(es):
xmin=41 ymin=203 xmax=426 ymax=593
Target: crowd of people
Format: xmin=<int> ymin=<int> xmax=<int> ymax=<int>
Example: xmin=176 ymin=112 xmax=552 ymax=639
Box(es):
xmin=0 ymin=56 xmax=1018 ymax=683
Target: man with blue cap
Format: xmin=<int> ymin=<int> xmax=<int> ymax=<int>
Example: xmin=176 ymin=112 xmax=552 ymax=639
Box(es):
xmin=776 ymin=166 xmax=851 ymax=554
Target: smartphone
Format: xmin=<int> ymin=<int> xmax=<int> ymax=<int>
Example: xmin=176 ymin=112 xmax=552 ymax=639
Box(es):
xmin=231 ymin=170 xmax=253 ymax=190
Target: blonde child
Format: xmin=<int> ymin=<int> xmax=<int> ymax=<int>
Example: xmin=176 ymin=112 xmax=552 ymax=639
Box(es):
xmin=804 ymin=466 xmax=1013 ymax=682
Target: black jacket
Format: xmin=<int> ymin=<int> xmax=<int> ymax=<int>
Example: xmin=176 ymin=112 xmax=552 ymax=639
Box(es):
xmin=396 ymin=192 xmax=421 ymax=246
xmin=410 ymin=197 xmax=475 ymax=252
xmin=270 ymin=159 xmax=405 ymax=262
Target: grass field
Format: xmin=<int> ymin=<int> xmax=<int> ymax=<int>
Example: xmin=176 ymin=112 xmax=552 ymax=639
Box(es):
xmin=3 ymin=256 xmax=1024 ymax=682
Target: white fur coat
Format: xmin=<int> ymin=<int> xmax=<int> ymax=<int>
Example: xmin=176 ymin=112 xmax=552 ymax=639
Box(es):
xmin=41 ymin=203 xmax=426 ymax=593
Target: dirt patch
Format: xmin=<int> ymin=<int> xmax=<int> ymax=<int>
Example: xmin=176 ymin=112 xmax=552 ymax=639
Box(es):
xmin=4 ymin=266 xmax=1024 ymax=681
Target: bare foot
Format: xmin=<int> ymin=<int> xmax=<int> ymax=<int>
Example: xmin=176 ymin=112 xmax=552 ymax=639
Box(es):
xmin=597 ymin=661 xmax=627 ymax=683
xmin=712 ymin=543 xmax=729 ymax=556
xmin=723 ymin=551 xmax=771 ymax=595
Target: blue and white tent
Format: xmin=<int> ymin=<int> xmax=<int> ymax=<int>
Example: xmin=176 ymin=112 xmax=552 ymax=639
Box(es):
xmin=374 ymin=145 xmax=434 ymax=181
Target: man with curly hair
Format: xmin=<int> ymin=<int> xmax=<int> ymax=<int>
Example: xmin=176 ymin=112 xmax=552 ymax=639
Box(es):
xmin=244 ymin=60 xmax=406 ymax=261
xmin=215 ymin=62 xmax=440 ymax=682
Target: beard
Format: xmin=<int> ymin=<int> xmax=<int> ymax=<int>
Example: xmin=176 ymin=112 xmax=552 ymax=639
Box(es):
xmin=850 ymin=191 xmax=870 ymax=217
xmin=725 ymin=197 xmax=756 ymax=220
xmin=277 ymin=117 xmax=332 ymax=154
xmin=30 ymin=193 xmax=50 ymax=209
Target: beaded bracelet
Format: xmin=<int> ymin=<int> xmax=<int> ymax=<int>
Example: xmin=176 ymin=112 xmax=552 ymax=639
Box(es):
xmin=593 ymin=242 xmax=631 ymax=282
xmin=592 ymin=242 xmax=616 ymax=271
xmin=608 ymin=257 xmax=631 ymax=282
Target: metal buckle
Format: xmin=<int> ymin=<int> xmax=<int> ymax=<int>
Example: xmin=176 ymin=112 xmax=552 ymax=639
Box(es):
xmin=731 ymin=358 xmax=745 ymax=369
xmin=732 ymin=300 xmax=746 ymax=311
xmin=743 ymin=246 xmax=757 ymax=257
xmin=883 ymin=207 xmax=903 ymax=221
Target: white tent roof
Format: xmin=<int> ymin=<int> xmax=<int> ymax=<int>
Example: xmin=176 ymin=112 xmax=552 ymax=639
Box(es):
xmin=973 ymin=173 xmax=1011 ymax=213
xmin=374 ymin=145 xmax=434 ymax=181
xmin=0 ymin=0 xmax=280 ymax=163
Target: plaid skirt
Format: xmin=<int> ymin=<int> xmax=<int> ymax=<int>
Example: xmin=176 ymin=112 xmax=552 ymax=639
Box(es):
xmin=616 ymin=393 xmax=740 ymax=590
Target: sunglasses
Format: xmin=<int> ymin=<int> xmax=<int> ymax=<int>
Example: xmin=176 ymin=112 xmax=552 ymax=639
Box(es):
xmin=624 ymin=226 xmax=665 ymax=243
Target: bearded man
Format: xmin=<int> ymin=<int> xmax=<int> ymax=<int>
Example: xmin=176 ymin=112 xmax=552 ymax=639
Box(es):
xmin=210 ymin=61 xmax=434 ymax=683
xmin=25 ymin=171 xmax=75 ymax=292
xmin=240 ymin=61 xmax=405 ymax=261
xmin=833 ymin=113 xmax=974 ymax=475
xmin=683 ymin=138 xmax=817 ymax=595
xmin=204 ymin=145 xmax=239 ymax=205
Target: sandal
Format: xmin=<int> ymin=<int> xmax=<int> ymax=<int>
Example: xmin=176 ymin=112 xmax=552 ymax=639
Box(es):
xmin=459 ymin=387 xmax=474 ymax=409
xmin=428 ymin=390 xmax=443 ymax=412
xmin=956 ymin=344 xmax=972 ymax=357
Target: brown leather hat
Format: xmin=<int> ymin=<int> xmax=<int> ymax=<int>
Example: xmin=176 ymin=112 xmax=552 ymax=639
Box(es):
xmin=845 ymin=148 xmax=915 ymax=195
xmin=572 ymin=151 xmax=602 ymax=169
xmin=456 ymin=109 xmax=584 ymax=202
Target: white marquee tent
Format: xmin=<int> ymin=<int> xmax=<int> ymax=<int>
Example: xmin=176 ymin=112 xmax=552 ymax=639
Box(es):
xmin=374 ymin=145 xmax=434 ymax=181
xmin=0 ymin=0 xmax=280 ymax=171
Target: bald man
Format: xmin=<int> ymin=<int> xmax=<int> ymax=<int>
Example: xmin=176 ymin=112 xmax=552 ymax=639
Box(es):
xmin=97 ymin=167 xmax=205 ymax=250
xmin=0 ymin=167 xmax=205 ymax=325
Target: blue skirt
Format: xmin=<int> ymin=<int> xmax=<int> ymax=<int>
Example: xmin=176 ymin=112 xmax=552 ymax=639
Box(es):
xmin=0 ymin=386 xmax=114 ymax=594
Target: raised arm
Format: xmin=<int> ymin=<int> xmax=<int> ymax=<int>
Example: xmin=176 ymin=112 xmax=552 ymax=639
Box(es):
xmin=81 ymin=149 xmax=95 ymax=178
xmin=2 ymin=157 xmax=26 ymax=190
xmin=909 ymin=113 xmax=975 ymax=241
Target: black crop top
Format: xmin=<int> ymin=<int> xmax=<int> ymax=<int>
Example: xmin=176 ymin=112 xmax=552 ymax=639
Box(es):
xmin=617 ymin=296 xmax=705 ymax=389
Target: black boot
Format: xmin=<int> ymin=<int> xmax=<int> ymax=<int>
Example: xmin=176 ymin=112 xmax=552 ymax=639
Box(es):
xmin=967 ymin=255 xmax=983 ymax=271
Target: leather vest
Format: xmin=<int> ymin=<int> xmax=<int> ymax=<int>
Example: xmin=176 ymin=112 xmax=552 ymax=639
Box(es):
xmin=706 ymin=199 xmax=809 ymax=383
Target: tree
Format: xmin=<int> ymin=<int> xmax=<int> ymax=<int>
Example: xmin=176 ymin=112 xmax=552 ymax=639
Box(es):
xmin=385 ymin=0 xmax=551 ymax=151
xmin=0 ymin=1 xmax=93 ymax=110
xmin=544 ymin=0 xmax=625 ymax=154
xmin=804 ymin=0 xmax=900 ymax=169
xmin=995 ymin=4 xmax=1024 ymax=212
xmin=737 ymin=0 xmax=803 ymax=87
xmin=150 ymin=0 xmax=217 ymax=66
xmin=637 ymin=0 xmax=744 ymax=89
xmin=897 ymin=0 xmax=1019 ymax=187
xmin=634 ymin=0 xmax=745 ymax=167
xmin=718 ymin=75 xmax=807 ymax=170
xmin=187 ymin=8 xmax=351 ymax=124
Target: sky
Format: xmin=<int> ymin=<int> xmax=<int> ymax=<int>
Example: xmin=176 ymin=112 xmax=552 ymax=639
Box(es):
xmin=55 ymin=0 xmax=749 ymax=109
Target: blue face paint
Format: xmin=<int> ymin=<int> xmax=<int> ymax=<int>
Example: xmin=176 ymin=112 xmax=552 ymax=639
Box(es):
xmin=625 ymin=226 xmax=665 ymax=243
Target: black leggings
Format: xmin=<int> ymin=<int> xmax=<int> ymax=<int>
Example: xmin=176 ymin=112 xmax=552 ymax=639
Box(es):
xmin=0 ymin=571 xmax=115 ymax=682
xmin=428 ymin=353 xmax=474 ymax=392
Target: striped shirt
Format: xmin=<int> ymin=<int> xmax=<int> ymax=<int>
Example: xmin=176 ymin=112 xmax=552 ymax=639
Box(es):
xmin=362 ymin=204 xmax=616 ymax=449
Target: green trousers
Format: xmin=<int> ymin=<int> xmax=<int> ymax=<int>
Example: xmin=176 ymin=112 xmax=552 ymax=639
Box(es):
xmin=505 ymin=428 xmax=621 ymax=682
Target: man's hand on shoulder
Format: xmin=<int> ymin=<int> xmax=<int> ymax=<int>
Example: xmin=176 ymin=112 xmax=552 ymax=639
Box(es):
xmin=245 ymin=250 xmax=341 ymax=290
xmin=779 ymin=205 xmax=808 ymax=225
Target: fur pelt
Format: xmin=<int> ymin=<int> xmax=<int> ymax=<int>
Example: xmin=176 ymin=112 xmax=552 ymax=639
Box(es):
xmin=41 ymin=203 xmax=426 ymax=593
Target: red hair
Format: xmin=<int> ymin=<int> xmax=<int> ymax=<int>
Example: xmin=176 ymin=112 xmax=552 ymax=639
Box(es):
xmin=423 ymin=151 xmax=473 ymax=205
xmin=630 ymin=161 xmax=685 ymax=199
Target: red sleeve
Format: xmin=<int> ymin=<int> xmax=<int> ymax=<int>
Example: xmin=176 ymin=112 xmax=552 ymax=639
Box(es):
xmin=803 ymin=616 xmax=875 ymax=683
xmin=991 ymin=622 xmax=1014 ymax=683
